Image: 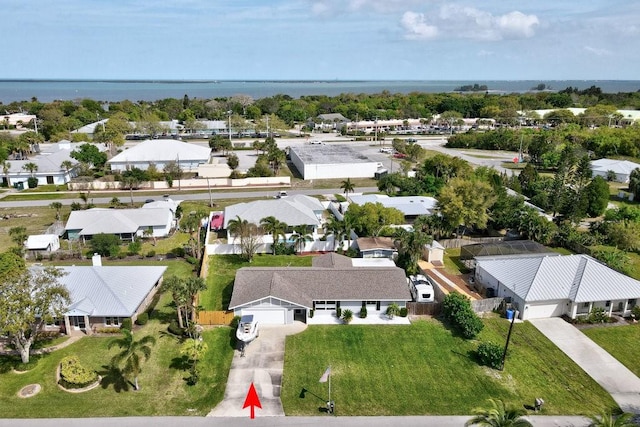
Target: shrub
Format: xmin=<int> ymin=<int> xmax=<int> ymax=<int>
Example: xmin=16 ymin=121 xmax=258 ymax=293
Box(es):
xmin=127 ymin=241 xmax=142 ymax=256
xmin=146 ymin=250 xmax=156 ymax=258
xmin=168 ymin=320 xmax=185 ymax=336
xmin=186 ymin=256 xmax=198 ymax=265
xmin=120 ymin=318 xmax=132 ymax=331
xmin=632 ymin=305 xmax=640 ymax=320
xmin=309 ymin=310 xmax=314 ymax=319
xmin=342 ymin=309 xmax=353 ymax=324
xmin=135 ymin=312 xmax=149 ymax=325
xmin=27 ymin=177 xmax=38 ymax=189
xmin=386 ymin=303 xmax=400 ymax=319
xmin=399 ymin=307 xmax=408 ymax=317
xmin=95 ymin=327 xmax=122 ymax=334
xmin=171 ymin=246 xmax=186 ymax=258
xmin=272 ymin=241 xmax=295 ymax=255
xmin=588 ymin=307 xmax=609 ymax=323
xmin=359 ymin=307 xmax=368 ymax=318
xmin=336 ymin=307 xmax=342 ymax=318
xmin=442 ymin=293 xmax=484 ymax=339
xmin=476 ymin=342 xmax=503 ymax=369
xmin=58 ymin=355 xmax=98 ymax=389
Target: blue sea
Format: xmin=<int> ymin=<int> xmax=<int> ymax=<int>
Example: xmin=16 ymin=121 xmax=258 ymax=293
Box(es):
xmin=0 ymin=80 xmax=639 ymax=104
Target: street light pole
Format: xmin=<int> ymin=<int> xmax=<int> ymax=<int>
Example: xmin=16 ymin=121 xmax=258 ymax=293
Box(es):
xmin=227 ymin=110 xmax=232 ymax=143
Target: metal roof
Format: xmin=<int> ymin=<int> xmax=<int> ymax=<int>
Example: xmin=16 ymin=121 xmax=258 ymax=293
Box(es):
xmin=26 ymin=234 xmax=58 ymax=250
xmin=65 ymin=207 xmax=173 ymax=235
xmin=224 ymin=195 xmax=323 ymax=229
xmin=349 ymin=194 xmax=438 ymax=216
xmin=107 ymin=139 xmax=211 ymax=164
xmin=591 ymin=158 xmax=640 ymax=175
xmin=54 ymin=266 xmax=166 ymax=317
xmin=477 ymin=254 xmax=640 ymax=303
xmin=290 ymin=144 xmax=375 ymax=164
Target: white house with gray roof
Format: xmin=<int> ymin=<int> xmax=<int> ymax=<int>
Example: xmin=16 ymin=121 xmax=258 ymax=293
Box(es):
xmin=475 ymin=254 xmax=640 ymax=320
xmin=229 ymin=253 xmax=411 ymax=325
xmin=348 ymin=194 xmax=438 ymax=222
xmin=44 ymin=262 xmax=166 ymax=334
xmin=224 ymin=195 xmax=325 ymax=248
xmin=65 ymin=207 xmax=175 ymax=242
xmin=591 ymin=158 xmax=640 ymax=184
xmin=107 ymin=139 xmax=211 ymax=172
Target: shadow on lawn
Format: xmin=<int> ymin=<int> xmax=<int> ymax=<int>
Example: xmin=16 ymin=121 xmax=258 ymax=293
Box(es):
xmin=98 ymin=364 xmax=132 ymax=393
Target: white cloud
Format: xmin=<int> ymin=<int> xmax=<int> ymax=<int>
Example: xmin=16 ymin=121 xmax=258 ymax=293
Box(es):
xmin=583 ymin=46 xmax=612 ymax=56
xmin=310 ymin=0 xmax=424 ymax=16
xmin=401 ymin=11 xmax=438 ymax=40
xmin=402 ymin=4 xmax=539 ymax=41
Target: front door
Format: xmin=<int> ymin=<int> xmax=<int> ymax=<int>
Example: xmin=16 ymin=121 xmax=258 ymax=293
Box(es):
xmin=71 ymin=316 xmax=86 ymax=330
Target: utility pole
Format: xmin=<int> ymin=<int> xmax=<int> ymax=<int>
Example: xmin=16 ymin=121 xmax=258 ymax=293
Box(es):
xmin=227 ymin=110 xmax=232 ymax=143
xmin=500 ymin=310 xmax=516 ymax=370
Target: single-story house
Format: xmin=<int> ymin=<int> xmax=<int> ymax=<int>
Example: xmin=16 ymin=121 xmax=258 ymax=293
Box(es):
xmin=591 ymin=158 xmax=640 ymax=183
xmin=44 ymin=256 xmax=166 ymax=334
xmin=65 ymin=207 xmax=175 ymax=242
xmin=224 ymin=195 xmax=325 ymax=245
xmin=25 ymin=234 xmax=60 ymax=254
xmin=474 ymin=254 xmax=640 ymax=320
xmin=107 ymin=139 xmax=211 ymax=172
xmin=357 ymin=236 xmax=397 ymax=259
xmin=3 ymin=141 xmax=105 ymax=188
xmin=2 ymin=113 xmax=36 ymax=127
xmin=348 ymin=194 xmax=438 ymax=223
xmin=229 ymin=253 xmax=411 ymax=324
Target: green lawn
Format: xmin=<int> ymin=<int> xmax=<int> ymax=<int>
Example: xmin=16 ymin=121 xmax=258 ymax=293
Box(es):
xmin=282 ymin=318 xmax=616 ymax=416
xmin=200 ymin=254 xmax=313 ymax=311
xmin=0 ymin=292 xmax=234 ymax=417
xmin=583 ymin=324 xmax=640 ymax=377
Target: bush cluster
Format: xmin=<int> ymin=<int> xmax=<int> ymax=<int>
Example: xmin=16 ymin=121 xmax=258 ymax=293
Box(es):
xmin=359 ymin=307 xmax=367 ymax=319
xmin=442 ymin=293 xmax=484 ymax=339
xmin=135 ymin=313 xmax=149 ymax=325
xmin=95 ymin=327 xmax=122 ymax=334
xmin=59 ymin=355 xmax=98 ymax=389
xmin=120 ymin=318 xmax=132 ymax=331
xmin=342 ymin=309 xmax=353 ymax=324
xmin=168 ymin=320 xmax=185 ymax=336
xmin=399 ymin=307 xmax=409 ymax=318
xmin=476 ymin=342 xmax=503 ymax=369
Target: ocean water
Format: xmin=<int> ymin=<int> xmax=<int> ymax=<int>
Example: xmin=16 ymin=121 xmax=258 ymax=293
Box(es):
xmin=0 ymin=80 xmax=639 ymax=104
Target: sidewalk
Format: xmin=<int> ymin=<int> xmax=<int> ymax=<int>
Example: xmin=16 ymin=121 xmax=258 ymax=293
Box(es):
xmin=530 ymin=317 xmax=640 ymax=414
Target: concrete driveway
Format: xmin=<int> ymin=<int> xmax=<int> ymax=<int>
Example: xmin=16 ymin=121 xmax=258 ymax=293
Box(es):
xmin=530 ymin=318 xmax=640 ymax=413
xmin=208 ymin=322 xmax=307 ymax=417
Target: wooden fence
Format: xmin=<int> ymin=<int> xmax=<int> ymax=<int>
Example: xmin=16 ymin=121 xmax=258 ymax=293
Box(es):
xmin=407 ymin=302 xmax=442 ymax=316
xmin=198 ymin=311 xmax=235 ymax=326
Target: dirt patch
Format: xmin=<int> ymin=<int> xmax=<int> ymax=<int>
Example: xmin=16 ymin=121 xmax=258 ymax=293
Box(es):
xmin=18 ymin=384 xmax=41 ymax=398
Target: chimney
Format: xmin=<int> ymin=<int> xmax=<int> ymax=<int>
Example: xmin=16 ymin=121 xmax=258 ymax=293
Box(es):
xmin=92 ymin=253 xmax=102 ymax=267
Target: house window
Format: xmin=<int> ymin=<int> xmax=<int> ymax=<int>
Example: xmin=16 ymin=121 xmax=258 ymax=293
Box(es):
xmin=314 ymin=301 xmax=336 ymax=310
xmin=46 ymin=176 xmax=54 ymax=184
xmin=629 ymin=299 xmax=637 ymax=308
xmin=583 ymin=303 xmax=590 ymax=308
xmin=105 ymin=317 xmax=120 ymax=327
xmin=605 ymin=301 xmax=611 ymax=307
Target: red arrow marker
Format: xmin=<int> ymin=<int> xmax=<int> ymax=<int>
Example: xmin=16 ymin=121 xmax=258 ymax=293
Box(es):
xmin=243 ymin=382 xmax=262 ymax=419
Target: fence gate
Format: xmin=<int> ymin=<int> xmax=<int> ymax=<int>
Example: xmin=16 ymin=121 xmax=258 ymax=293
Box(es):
xmin=198 ymin=311 xmax=235 ymax=325
xmin=407 ymin=302 xmax=442 ymax=316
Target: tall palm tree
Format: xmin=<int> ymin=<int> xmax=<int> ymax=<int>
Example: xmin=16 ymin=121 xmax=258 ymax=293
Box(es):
xmin=260 ymin=216 xmax=287 ymax=254
xmin=22 ymin=162 xmax=38 ymax=177
xmin=49 ymin=202 xmax=63 ymax=221
xmin=161 ymin=275 xmax=189 ymax=328
xmin=394 ymin=228 xmax=432 ymax=276
xmin=324 ymin=216 xmax=345 ymax=251
xmin=109 ymin=329 xmax=156 ymax=391
xmin=60 ymin=160 xmax=74 ymax=181
xmin=587 ymin=411 xmax=635 ymax=427
xmin=184 ymin=276 xmax=207 ymax=323
xmin=340 ymin=178 xmax=355 ymax=198
xmin=2 ymin=161 xmax=11 ymax=187
xmin=342 ymin=214 xmax=355 ymax=251
xmin=291 ymin=225 xmax=312 ymax=254
xmin=465 ymin=399 xmax=532 ymax=427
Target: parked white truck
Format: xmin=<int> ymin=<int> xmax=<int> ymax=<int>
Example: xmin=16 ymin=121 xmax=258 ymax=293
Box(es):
xmin=409 ymin=274 xmax=435 ymax=303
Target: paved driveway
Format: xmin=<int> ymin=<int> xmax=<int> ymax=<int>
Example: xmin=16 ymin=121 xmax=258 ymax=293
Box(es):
xmin=208 ymin=322 xmax=307 ymax=417
xmin=530 ymin=318 xmax=640 ymax=413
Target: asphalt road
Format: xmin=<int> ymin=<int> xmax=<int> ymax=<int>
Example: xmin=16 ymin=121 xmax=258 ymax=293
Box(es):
xmin=0 ymin=415 xmax=591 ymax=427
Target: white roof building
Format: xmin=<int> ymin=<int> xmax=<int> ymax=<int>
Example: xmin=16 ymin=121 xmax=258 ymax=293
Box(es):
xmin=25 ymin=234 xmax=60 ymax=252
xmin=591 ymin=158 xmax=640 ymax=183
xmin=224 ymin=195 xmax=324 ymax=230
xmin=348 ymin=194 xmax=438 ymax=219
xmin=65 ymin=207 xmax=175 ymax=241
xmin=289 ymin=144 xmax=382 ymax=180
xmin=475 ymin=254 xmax=640 ymax=320
xmin=107 ymin=139 xmax=211 ymax=172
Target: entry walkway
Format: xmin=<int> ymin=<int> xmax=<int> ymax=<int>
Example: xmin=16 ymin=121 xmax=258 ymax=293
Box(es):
xmin=208 ymin=322 xmax=307 ymax=417
xmin=530 ymin=317 xmax=640 ymax=413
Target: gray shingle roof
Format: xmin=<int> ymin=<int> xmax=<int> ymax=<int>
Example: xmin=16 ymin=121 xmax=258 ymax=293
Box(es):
xmin=56 ymin=266 xmax=166 ymax=317
xmin=229 ymin=265 xmax=411 ymax=309
xmin=224 ymin=195 xmax=323 ymax=228
xmin=477 ymin=254 xmax=640 ymax=303
xmin=312 ymin=252 xmax=354 ymax=268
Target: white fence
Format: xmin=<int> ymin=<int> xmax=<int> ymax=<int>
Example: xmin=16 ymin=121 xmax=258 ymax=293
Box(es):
xmin=69 ymin=176 xmax=290 ymax=191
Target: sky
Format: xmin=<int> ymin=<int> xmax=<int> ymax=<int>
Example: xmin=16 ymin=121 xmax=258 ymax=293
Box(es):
xmin=2 ymin=0 xmax=639 ymax=80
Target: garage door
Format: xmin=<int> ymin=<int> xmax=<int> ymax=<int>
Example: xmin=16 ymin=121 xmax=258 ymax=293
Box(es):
xmin=242 ymin=308 xmax=286 ymax=325
xmin=525 ymin=302 xmax=565 ymax=320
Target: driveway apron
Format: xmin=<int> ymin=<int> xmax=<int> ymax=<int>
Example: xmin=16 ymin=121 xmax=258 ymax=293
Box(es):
xmin=530 ymin=317 xmax=640 ymax=413
xmin=208 ymin=322 xmax=306 ymax=417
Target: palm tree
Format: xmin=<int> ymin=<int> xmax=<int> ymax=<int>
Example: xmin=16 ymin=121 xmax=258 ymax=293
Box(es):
xmin=342 ymin=214 xmax=355 ymax=251
xmin=324 ymin=216 xmax=345 ymax=251
xmin=60 ymin=159 xmax=74 ymax=181
xmin=2 ymin=161 xmax=11 ymax=187
xmin=291 ymin=225 xmax=313 ymax=254
xmin=184 ymin=277 xmax=207 ymax=323
xmin=162 ymin=275 xmax=189 ymax=328
xmin=587 ymin=410 xmax=635 ymax=427
xmin=465 ymin=399 xmax=532 ymax=427
xmin=261 ymin=216 xmax=288 ymax=254
xmin=394 ymin=228 xmax=432 ymax=276
xmin=22 ymin=162 xmax=38 ymax=177
xmin=340 ymin=178 xmax=355 ymax=198
xmin=49 ymin=202 xmax=63 ymax=221
xmin=108 ymin=329 xmax=156 ymax=391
